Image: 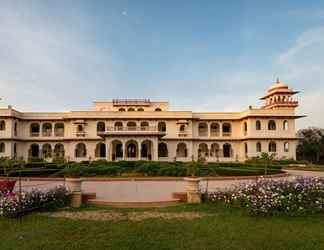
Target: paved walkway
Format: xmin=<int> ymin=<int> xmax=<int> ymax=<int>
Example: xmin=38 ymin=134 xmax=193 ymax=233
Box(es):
xmin=15 ymin=170 xmax=324 ymax=202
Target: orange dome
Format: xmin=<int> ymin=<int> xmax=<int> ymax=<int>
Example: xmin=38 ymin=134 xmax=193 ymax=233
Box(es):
xmin=267 ymin=78 xmax=289 ymax=92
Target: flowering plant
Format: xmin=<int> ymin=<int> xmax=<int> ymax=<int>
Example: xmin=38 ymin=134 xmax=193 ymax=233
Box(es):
xmin=0 ymin=186 xmax=70 ymax=218
xmin=209 ymin=177 xmax=324 ymax=215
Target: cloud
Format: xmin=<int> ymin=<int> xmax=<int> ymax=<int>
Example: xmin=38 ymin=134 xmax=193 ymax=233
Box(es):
xmin=0 ymin=5 xmax=116 ymax=111
xmin=275 ymin=26 xmax=324 ymax=129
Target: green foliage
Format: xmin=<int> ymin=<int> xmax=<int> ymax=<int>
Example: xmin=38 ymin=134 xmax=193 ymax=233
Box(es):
xmin=297 ymin=127 xmax=324 ymax=163
xmin=54 ymin=165 xmax=123 ymax=177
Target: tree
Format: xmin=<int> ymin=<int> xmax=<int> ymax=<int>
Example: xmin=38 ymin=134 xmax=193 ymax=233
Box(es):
xmin=297 ymin=128 xmax=324 ymax=163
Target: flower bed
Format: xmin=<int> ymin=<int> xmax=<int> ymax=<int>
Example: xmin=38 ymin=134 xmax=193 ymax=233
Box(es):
xmin=209 ymin=177 xmax=324 ymax=215
xmin=0 ymin=186 xmax=70 ymax=218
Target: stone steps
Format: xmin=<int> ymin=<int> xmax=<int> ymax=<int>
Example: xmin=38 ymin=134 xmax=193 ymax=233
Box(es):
xmin=86 ymin=199 xmax=182 ymax=208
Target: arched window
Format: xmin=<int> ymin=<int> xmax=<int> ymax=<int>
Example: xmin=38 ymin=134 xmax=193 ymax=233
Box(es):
xmin=223 ymin=143 xmax=232 ymax=158
xmin=256 ymin=142 xmax=262 ymax=153
xmin=283 ymin=120 xmax=289 ymax=131
xmin=0 ymin=120 xmax=5 ymax=131
xmin=158 ymin=143 xmax=168 ymax=157
xmin=198 ymin=122 xmax=208 ymax=137
xmin=75 ymin=143 xmax=87 ymax=158
xmin=97 ymin=121 xmax=105 ymax=133
xmin=244 ymin=143 xmax=248 ymax=154
xmin=210 ymin=123 xmax=220 ymax=136
xmin=114 ymin=121 xmax=123 ymax=131
xmin=77 ymin=124 xmax=84 ymax=132
xmin=54 ymin=123 xmax=64 ymax=137
xmin=179 ymin=124 xmax=186 ymax=132
xmin=0 ymin=142 xmax=5 ymax=153
xmin=30 ymin=123 xmax=40 ymax=136
xmin=119 ymin=108 xmax=125 ymax=112
xmin=140 ymin=121 xmax=149 ymax=130
xmin=14 ymin=122 xmax=17 ymax=136
xmin=95 ymin=143 xmax=106 ymax=158
xmin=128 ymin=108 xmax=135 ymax=112
xmin=155 ymin=108 xmax=162 ymax=111
xmin=269 ymin=141 xmax=277 ymax=153
xmin=176 ymin=143 xmax=187 ymax=157
xmin=42 ymin=123 xmax=52 ymax=136
xmin=222 ymin=123 xmax=232 ymax=136
xmin=127 ymin=121 xmax=137 ymax=130
xmin=42 ymin=144 xmax=52 ymax=158
xmin=13 ymin=143 xmax=17 ymax=156
xmin=158 ymin=121 xmax=166 ymax=132
xmin=243 ymin=122 xmax=248 ymax=134
xmin=54 ymin=144 xmax=65 ymax=159
xmin=29 ymin=144 xmax=40 ymax=158
xmin=284 ymin=142 xmax=289 ymax=152
xmin=137 ymin=108 xmax=144 ymax=111
xmin=268 ymin=120 xmax=276 ymax=130
xmin=256 ymin=120 xmax=261 ymax=130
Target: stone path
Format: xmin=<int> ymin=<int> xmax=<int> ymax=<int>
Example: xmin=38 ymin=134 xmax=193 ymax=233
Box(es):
xmin=15 ymin=170 xmax=324 ymax=202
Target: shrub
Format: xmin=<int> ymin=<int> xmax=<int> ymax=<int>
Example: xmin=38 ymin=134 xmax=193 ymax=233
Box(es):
xmin=157 ymin=165 xmax=187 ymax=176
xmin=209 ymin=177 xmax=324 ymax=215
xmin=54 ymin=165 xmax=123 ymax=177
xmin=7 ymin=168 xmax=60 ymax=177
xmin=0 ymin=185 xmax=70 ymax=218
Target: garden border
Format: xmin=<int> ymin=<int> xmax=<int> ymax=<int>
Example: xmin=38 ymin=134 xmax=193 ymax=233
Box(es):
xmin=0 ymin=172 xmax=289 ymax=182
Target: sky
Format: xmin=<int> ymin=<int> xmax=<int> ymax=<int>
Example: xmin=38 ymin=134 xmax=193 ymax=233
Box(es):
xmin=0 ymin=0 xmax=324 ymax=129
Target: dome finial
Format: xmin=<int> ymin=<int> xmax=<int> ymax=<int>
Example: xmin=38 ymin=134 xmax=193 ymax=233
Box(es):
xmin=276 ymin=77 xmax=280 ymax=84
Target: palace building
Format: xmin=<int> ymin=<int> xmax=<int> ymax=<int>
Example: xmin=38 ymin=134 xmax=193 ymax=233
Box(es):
xmin=0 ymin=79 xmax=303 ymax=162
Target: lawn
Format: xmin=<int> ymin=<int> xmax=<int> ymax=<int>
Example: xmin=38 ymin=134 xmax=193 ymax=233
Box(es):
xmin=0 ymin=203 xmax=324 ymax=250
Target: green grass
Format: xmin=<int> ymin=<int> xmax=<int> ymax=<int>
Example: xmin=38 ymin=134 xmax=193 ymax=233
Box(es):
xmin=1 ymin=203 xmax=324 ymax=250
xmin=284 ymin=165 xmax=324 ymax=172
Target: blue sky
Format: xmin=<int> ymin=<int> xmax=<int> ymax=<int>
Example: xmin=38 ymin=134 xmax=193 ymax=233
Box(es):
xmin=0 ymin=0 xmax=324 ymax=128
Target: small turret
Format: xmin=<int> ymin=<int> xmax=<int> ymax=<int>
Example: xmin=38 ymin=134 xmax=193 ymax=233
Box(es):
xmin=260 ymin=78 xmax=299 ymax=109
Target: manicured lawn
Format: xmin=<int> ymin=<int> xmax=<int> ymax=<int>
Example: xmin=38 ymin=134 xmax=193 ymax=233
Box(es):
xmin=1 ymin=203 xmax=324 ymax=250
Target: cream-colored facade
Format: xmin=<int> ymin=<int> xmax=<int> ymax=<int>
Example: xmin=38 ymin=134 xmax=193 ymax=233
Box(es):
xmin=0 ymin=80 xmax=303 ymax=162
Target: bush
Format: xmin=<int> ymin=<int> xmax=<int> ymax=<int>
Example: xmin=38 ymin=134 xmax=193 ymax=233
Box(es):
xmin=157 ymin=165 xmax=187 ymax=176
xmin=209 ymin=177 xmax=324 ymax=215
xmin=135 ymin=162 xmax=163 ymax=176
xmin=0 ymin=185 xmax=70 ymax=218
xmin=7 ymin=168 xmax=60 ymax=177
xmin=54 ymin=165 xmax=123 ymax=177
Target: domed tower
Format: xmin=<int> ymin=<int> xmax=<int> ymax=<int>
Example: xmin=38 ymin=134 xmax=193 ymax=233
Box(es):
xmin=260 ymin=78 xmax=299 ymax=109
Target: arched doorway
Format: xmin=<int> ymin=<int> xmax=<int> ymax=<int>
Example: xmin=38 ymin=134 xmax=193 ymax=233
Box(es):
xmin=176 ymin=143 xmax=187 ymax=158
xmin=29 ymin=144 xmax=40 ymax=158
xmin=223 ymin=143 xmax=232 ymax=158
xmin=158 ymin=143 xmax=168 ymax=158
xmin=126 ymin=140 xmax=138 ymax=158
xmin=198 ymin=143 xmax=208 ymax=158
xmin=111 ymin=140 xmax=123 ymax=160
xmin=95 ymin=143 xmax=106 ymax=158
xmin=42 ymin=144 xmax=52 ymax=158
xmin=54 ymin=144 xmax=65 ymax=159
xmin=141 ymin=140 xmax=153 ymax=160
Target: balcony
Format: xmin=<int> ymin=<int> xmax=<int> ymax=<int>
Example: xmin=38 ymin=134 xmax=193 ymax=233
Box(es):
xmin=42 ymin=131 xmax=52 ymax=137
xmin=222 ymin=132 xmax=231 ymax=137
xmin=76 ymin=131 xmax=87 ymax=137
xmin=30 ymin=132 xmax=40 ymax=137
xmin=100 ymin=126 xmax=166 ymax=137
xmin=55 ymin=132 xmax=64 ymax=137
xmin=178 ymin=131 xmax=188 ymax=137
xmin=210 ymin=132 xmax=220 ymax=137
